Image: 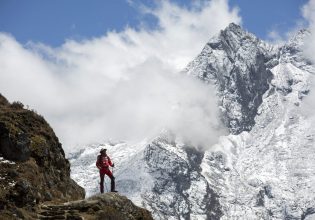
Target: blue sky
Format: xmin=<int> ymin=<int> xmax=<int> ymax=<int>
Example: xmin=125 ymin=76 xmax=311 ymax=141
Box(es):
xmin=229 ymin=0 xmax=307 ymax=37
xmin=0 ymin=0 xmax=308 ymax=46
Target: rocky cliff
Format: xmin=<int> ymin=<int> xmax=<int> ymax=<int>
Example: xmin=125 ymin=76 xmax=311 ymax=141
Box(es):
xmin=0 ymin=94 xmax=153 ymax=220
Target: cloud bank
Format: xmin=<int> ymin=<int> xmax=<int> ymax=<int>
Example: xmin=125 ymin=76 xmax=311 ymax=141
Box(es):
xmin=301 ymin=0 xmax=315 ymax=125
xmin=0 ymin=0 xmax=240 ymax=151
xmin=302 ymin=0 xmax=315 ymax=63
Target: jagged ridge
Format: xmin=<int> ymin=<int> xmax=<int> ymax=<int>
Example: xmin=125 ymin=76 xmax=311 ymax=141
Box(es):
xmin=185 ymin=23 xmax=275 ymax=134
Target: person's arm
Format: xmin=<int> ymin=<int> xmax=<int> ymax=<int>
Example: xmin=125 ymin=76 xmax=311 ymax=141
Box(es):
xmin=96 ymin=155 xmax=102 ymax=169
xmin=108 ymin=156 xmax=114 ymax=167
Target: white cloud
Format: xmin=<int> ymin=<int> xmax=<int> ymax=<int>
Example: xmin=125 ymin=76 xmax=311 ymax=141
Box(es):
xmin=302 ymin=0 xmax=315 ymax=25
xmin=301 ymin=0 xmax=315 ymax=126
xmin=302 ymin=0 xmax=315 ymax=63
xmin=266 ymin=29 xmax=285 ymax=44
xmin=0 ymin=0 xmax=240 ymax=151
xmin=266 ymin=21 xmax=307 ymax=45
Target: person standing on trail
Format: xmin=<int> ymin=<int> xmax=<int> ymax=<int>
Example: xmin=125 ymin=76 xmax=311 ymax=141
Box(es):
xmin=96 ymin=148 xmax=117 ymax=193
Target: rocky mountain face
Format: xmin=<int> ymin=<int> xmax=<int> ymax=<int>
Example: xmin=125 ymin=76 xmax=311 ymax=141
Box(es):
xmin=0 ymin=94 xmax=153 ymax=220
xmin=70 ymin=136 xmax=224 ymax=220
xmin=70 ymin=24 xmax=315 ymax=220
xmin=184 ymin=24 xmax=315 ymax=220
xmin=185 ymin=23 xmax=275 ymax=134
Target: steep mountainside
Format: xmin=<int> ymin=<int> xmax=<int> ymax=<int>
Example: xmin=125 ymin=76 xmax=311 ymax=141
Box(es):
xmin=70 ymin=24 xmax=315 ymax=220
xmin=70 ymin=136 xmax=223 ymax=220
xmin=0 ymin=94 xmax=85 ymax=219
xmin=185 ymin=23 xmax=275 ymax=134
xmin=187 ymin=24 xmax=315 ymax=220
xmin=0 ymin=94 xmax=153 ymax=220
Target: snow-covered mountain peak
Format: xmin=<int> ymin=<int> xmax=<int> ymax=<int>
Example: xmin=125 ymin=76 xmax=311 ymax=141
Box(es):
xmin=186 ymin=23 xmax=275 ymax=134
xmin=70 ymin=24 xmax=315 ymax=219
xmin=287 ymin=28 xmax=310 ymax=49
xmin=220 ymin=23 xmax=258 ymax=42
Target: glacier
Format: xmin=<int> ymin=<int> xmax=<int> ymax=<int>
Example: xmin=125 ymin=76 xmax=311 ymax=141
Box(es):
xmin=69 ymin=23 xmax=315 ymax=220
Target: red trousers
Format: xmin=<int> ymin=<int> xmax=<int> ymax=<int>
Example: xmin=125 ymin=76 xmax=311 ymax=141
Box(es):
xmin=99 ymin=168 xmax=115 ymax=193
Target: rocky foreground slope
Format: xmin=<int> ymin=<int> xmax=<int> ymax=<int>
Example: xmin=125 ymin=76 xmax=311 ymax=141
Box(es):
xmin=71 ymin=24 xmax=315 ymax=220
xmin=0 ymin=94 xmax=153 ymax=219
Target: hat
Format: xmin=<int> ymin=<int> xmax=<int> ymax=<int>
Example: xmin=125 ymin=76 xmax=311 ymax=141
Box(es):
xmin=100 ymin=148 xmax=107 ymax=154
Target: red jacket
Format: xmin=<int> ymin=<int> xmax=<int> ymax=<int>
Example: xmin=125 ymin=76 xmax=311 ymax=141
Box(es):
xmin=96 ymin=155 xmax=113 ymax=170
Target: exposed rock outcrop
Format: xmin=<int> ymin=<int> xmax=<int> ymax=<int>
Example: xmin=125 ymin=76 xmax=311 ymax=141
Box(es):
xmin=0 ymin=94 xmax=85 ymax=219
xmin=38 ymin=193 xmax=153 ymax=220
xmin=0 ymin=94 xmax=153 ymax=219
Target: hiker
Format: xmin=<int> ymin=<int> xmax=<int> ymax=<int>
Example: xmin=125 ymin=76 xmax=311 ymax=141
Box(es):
xmin=96 ymin=148 xmax=117 ymax=193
